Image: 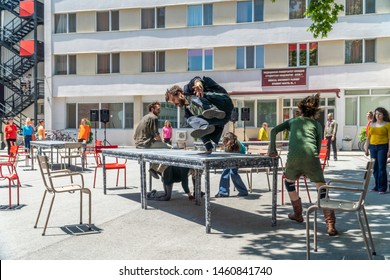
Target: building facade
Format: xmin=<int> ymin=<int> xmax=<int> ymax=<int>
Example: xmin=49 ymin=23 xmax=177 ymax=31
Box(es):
xmin=45 ymin=0 xmax=390 ymax=148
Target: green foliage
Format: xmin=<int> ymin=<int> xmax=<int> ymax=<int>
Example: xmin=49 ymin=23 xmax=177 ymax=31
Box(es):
xmin=359 ymin=127 xmax=367 ymax=142
xmin=272 ymin=0 xmax=344 ymax=38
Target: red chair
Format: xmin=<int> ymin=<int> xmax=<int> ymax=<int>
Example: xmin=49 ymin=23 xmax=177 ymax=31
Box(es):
xmin=0 ymin=145 xmax=21 ymax=209
xmin=93 ymin=145 xmax=127 ymax=188
xmin=280 ymin=144 xmax=329 ymax=205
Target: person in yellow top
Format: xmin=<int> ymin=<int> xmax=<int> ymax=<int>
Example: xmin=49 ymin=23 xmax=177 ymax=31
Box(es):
xmin=257 ymin=122 xmax=269 ymax=141
xmin=78 ymin=118 xmax=91 ymax=143
xmin=37 ymin=120 xmax=46 ymax=140
xmin=364 ymin=107 xmax=390 ymax=194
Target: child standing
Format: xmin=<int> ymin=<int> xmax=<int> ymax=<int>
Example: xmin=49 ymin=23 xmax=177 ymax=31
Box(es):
xmin=215 ymin=132 xmax=248 ymax=197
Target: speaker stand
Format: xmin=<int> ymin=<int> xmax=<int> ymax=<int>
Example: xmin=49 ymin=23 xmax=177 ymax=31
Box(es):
xmin=94 ymin=122 xmax=97 ymax=145
xmin=102 ymin=122 xmax=112 ymax=146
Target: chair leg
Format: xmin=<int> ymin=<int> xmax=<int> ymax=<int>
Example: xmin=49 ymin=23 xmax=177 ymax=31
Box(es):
xmin=80 ymin=191 xmax=83 ymax=224
xmin=93 ymin=168 xmax=98 ymax=188
xmin=357 ymin=210 xmax=373 ymax=259
xmin=42 ymin=194 xmax=56 ymax=236
xmin=313 ymin=210 xmax=318 ymax=252
xmin=116 ymin=169 xmax=119 ymax=186
xmin=303 ymin=176 xmax=312 ymax=203
xmin=266 ymin=169 xmax=270 ymax=191
xmin=361 ymin=206 xmax=376 ymax=256
xmin=281 ymin=175 xmax=285 ymax=205
xmin=246 ymin=171 xmax=252 ymax=193
xmin=8 ymin=180 xmax=12 ymax=209
xmin=124 ymin=167 xmax=127 ymax=189
xmin=85 ymin=188 xmax=92 ymax=229
xmin=16 ymin=178 xmax=21 ymax=206
xmin=34 ymin=191 xmax=47 ymax=228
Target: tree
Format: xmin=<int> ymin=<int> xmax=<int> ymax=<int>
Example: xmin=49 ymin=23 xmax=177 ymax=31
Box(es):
xmin=272 ymin=0 xmax=344 ymax=38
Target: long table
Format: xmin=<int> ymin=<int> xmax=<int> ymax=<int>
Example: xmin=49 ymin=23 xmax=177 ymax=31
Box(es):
xmin=102 ymin=148 xmax=279 ymax=233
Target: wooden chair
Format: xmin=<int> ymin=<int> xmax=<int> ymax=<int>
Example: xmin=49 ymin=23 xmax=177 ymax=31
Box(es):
xmin=306 ymin=159 xmax=376 ymax=259
xmin=0 ymin=145 xmax=21 ymax=209
xmin=93 ymin=145 xmax=127 ymax=188
xmin=34 ymin=155 xmax=91 ymax=235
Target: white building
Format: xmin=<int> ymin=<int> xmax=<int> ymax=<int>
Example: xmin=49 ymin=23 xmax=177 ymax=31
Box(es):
xmin=44 ymin=0 xmax=390 ymax=148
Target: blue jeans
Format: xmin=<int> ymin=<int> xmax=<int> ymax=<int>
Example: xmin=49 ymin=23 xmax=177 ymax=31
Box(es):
xmin=218 ymin=168 xmax=248 ymax=196
xmin=369 ymin=144 xmax=388 ymax=192
xmin=24 ymin=135 xmax=32 ymax=151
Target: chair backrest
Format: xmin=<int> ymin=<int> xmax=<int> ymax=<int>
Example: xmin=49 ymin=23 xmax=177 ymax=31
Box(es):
xmin=360 ymin=159 xmax=376 ymax=204
xmin=37 ymin=155 xmax=55 ymax=193
xmin=94 ymin=145 xmax=119 ymax=165
xmin=318 ymin=147 xmax=329 ymax=170
xmin=63 ymin=142 xmax=82 ymax=149
xmin=247 ymin=144 xmax=268 ymax=155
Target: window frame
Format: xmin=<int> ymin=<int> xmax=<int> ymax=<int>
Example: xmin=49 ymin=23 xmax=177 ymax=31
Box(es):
xmin=141 ymin=51 xmax=166 ymax=73
xmin=141 ymin=7 xmax=165 ymax=29
xmin=345 ymin=0 xmax=376 ymax=15
xmin=187 ymin=49 xmax=213 ymax=71
xmin=289 ymin=0 xmax=308 ymax=20
xmin=97 ymin=53 xmax=121 ymax=74
xmin=288 ymin=42 xmax=318 ymax=67
xmin=54 ymin=13 xmax=76 ymax=34
xmin=54 ymin=54 xmax=77 ymax=75
xmin=96 ymin=10 xmax=120 ymax=32
xmin=345 ymin=39 xmax=376 ymax=64
xmin=236 ymin=0 xmax=264 ymax=23
xmin=187 ymin=3 xmax=213 ymax=27
xmin=236 ymin=45 xmax=264 ymax=69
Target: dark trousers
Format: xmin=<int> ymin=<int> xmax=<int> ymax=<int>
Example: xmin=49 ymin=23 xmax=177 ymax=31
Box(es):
xmin=6 ymin=138 xmax=16 ymax=155
xmin=187 ymin=92 xmax=233 ymax=150
xmin=24 ymin=135 xmax=32 ymax=151
xmin=369 ymin=144 xmax=388 ymax=192
xmin=326 ymin=136 xmax=337 ymax=159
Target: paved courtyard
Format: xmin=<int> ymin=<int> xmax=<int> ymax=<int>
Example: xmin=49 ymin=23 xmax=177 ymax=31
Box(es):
xmin=0 ymin=149 xmax=389 ymax=260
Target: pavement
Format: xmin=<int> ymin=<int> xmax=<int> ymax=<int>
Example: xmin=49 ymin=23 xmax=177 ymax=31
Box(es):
xmin=0 ymin=148 xmax=389 ymax=260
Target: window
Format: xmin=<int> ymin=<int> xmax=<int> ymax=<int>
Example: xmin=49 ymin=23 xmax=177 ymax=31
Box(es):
xmin=97 ymin=11 xmax=119 ymax=32
xmin=54 ymin=55 xmax=76 ymax=75
xmin=67 ymin=103 xmax=76 ymax=128
xmin=345 ymin=39 xmax=375 ymax=64
xmin=188 ymin=49 xmax=213 ymax=71
xmin=289 ymin=0 xmax=306 ymax=19
xmin=77 ymin=103 xmax=99 ymax=129
xmin=160 ymin=103 xmax=179 ymax=128
xmin=257 ymin=100 xmax=277 ymax=127
xmin=345 ymin=89 xmax=390 ymax=126
xmin=187 ymin=4 xmax=213 ymax=26
xmin=346 ymin=0 xmax=375 ymax=15
xmin=289 ymin=42 xmax=318 ymax=67
xmin=237 ymin=0 xmax=264 ymax=23
xmin=101 ymin=103 xmax=123 ymax=128
xmin=54 ymin=13 xmax=76 ymax=33
xmin=97 ymin=53 xmax=120 ymax=74
xmin=124 ymin=103 xmax=134 ymax=129
xmin=142 ymin=7 xmax=165 ymax=29
xmin=142 ymin=51 xmax=165 ymax=72
xmin=237 ymin=45 xmax=264 ymax=69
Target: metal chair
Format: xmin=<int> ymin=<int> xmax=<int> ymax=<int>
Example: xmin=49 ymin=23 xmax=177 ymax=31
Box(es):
xmin=93 ymin=145 xmax=127 ymax=188
xmin=34 ymin=155 xmax=91 ymax=236
xmin=0 ymin=145 xmax=21 ymax=209
xmin=59 ymin=142 xmax=83 ymax=170
xmin=306 ymin=159 xmax=376 ymax=259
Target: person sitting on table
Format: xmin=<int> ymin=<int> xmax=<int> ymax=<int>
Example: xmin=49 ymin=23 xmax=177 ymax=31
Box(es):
xmin=147 ymin=166 xmax=195 ymax=201
xmin=257 ymin=122 xmax=269 ymax=141
xmin=165 ymin=76 xmax=233 ymax=154
xmin=133 ymin=101 xmax=171 ymax=179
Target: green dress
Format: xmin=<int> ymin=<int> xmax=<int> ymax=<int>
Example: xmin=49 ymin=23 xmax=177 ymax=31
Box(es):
xmin=269 ymin=116 xmax=325 ymax=183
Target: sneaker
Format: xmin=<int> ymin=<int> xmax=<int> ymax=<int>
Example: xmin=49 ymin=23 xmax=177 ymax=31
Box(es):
xmin=202 ymin=108 xmax=226 ymax=119
xmin=149 ymin=169 xmax=160 ymax=179
xmin=147 ymin=189 xmax=157 ymax=199
xmin=370 ymin=188 xmax=379 ymax=192
xmin=190 ymin=125 xmax=215 ymax=139
xmin=215 ymin=193 xmax=229 ymax=198
xmin=379 ymin=191 xmax=386 ymax=195
xmin=334 ymin=157 xmax=337 ymax=161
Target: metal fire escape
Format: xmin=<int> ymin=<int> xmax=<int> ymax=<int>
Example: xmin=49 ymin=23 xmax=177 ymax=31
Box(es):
xmin=0 ymin=0 xmax=44 ymax=128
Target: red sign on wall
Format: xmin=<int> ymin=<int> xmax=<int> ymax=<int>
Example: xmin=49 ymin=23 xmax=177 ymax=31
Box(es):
xmin=262 ymin=68 xmax=306 ymax=87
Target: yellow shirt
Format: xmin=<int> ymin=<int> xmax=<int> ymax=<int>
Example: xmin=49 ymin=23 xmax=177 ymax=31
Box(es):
xmin=258 ymin=127 xmax=269 ymax=141
xmin=368 ymin=122 xmax=390 ymax=145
